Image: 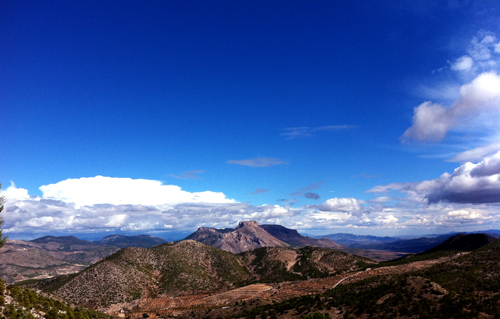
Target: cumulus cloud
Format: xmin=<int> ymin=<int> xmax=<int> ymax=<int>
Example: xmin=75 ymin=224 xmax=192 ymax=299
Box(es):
xmin=38 ymin=176 xmax=234 ymax=207
xmin=281 ymin=125 xmax=357 ymax=139
xmin=319 ymin=197 xmax=362 ymax=212
xmin=368 ymin=151 xmax=500 ymax=204
xmin=170 ymin=170 xmax=204 ymax=179
xmin=227 ymin=157 xmax=288 ymax=167
xmin=402 ymin=72 xmax=500 ymax=142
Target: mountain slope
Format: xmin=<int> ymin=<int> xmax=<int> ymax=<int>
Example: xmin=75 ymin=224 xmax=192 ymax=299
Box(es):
xmin=230 ymin=239 xmax=500 ymax=319
xmin=420 ymin=233 xmax=495 ymax=255
xmin=261 ymin=225 xmax=342 ymax=249
xmin=29 ymin=240 xmax=252 ymax=308
xmin=186 ymin=221 xmax=289 ymax=253
xmin=240 ymin=246 xmax=375 ymax=282
xmin=0 ymin=240 xmax=88 ymax=284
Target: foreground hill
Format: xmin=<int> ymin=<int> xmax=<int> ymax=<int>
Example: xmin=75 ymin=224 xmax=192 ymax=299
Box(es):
xmin=28 ymin=240 xmax=252 ymax=308
xmin=185 ymin=221 xmax=289 ymax=253
xmin=0 ymin=279 xmax=107 ymax=319
xmin=369 ymin=233 xmax=498 ymax=269
xmin=227 ymin=238 xmax=500 ymax=318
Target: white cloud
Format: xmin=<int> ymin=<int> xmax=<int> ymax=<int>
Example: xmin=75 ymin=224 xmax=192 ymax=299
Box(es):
xmin=402 ymin=72 xmax=500 ymax=142
xmin=2 ymin=182 xmax=30 ymax=201
xmin=319 ymin=197 xmax=362 ymax=212
xmin=451 ymin=55 xmax=473 ymax=71
xmin=38 ymin=176 xmax=234 ymax=207
xmin=449 ymin=142 xmax=500 ymax=162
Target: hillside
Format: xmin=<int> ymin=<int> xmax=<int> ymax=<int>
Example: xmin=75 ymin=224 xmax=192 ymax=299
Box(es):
xmin=185 ymin=221 xmax=289 ymax=253
xmin=240 ymin=246 xmax=374 ymax=282
xmin=420 ymin=232 xmax=495 ymax=254
xmin=227 ymin=238 xmax=500 ymax=318
xmin=0 ymin=240 xmax=89 ymax=284
xmin=0 ymin=278 xmax=107 ymax=319
xmin=28 ymin=240 xmax=252 ymax=308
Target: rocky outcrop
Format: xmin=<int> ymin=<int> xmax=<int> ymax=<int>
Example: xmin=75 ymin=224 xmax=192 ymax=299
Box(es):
xmin=261 ymin=224 xmax=343 ymax=249
xmin=186 ymin=221 xmax=289 ymax=254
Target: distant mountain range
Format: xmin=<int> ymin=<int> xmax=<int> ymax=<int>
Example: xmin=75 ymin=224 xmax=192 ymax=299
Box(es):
xmin=319 ymin=230 xmax=500 ymax=253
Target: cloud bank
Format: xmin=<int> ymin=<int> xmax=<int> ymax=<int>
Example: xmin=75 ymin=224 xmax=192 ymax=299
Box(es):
xmin=2 ymin=172 xmax=500 ymax=236
xmin=1 ymin=177 xmax=296 ymax=235
xmin=368 ymin=151 xmax=500 ymax=204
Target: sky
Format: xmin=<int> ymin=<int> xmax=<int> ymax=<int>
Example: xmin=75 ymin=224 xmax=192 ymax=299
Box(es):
xmin=1 ymin=0 xmax=500 ymax=240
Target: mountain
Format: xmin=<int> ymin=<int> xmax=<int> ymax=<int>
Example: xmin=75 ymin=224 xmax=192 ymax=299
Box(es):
xmin=185 ymin=221 xmax=289 ymax=253
xmin=31 ymin=235 xmax=94 ymax=246
xmin=419 ymin=233 xmax=495 ymax=255
xmin=261 ymin=224 xmax=342 ymax=249
xmin=0 ymin=234 xmax=169 ymax=284
xmin=26 ymin=239 xmax=375 ymax=311
xmin=28 ymin=240 xmax=253 ymax=308
xmin=93 ymin=234 xmax=167 ymax=248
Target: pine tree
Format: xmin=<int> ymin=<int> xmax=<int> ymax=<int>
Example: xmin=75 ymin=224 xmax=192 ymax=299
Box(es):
xmin=0 ymin=183 xmax=8 ymax=248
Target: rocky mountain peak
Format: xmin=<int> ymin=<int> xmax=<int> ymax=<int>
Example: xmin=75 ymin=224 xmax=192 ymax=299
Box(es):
xmin=237 ymin=221 xmax=259 ymax=228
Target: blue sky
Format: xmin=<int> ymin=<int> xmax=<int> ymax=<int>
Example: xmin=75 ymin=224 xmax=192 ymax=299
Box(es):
xmin=2 ymin=0 xmax=500 ymax=240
